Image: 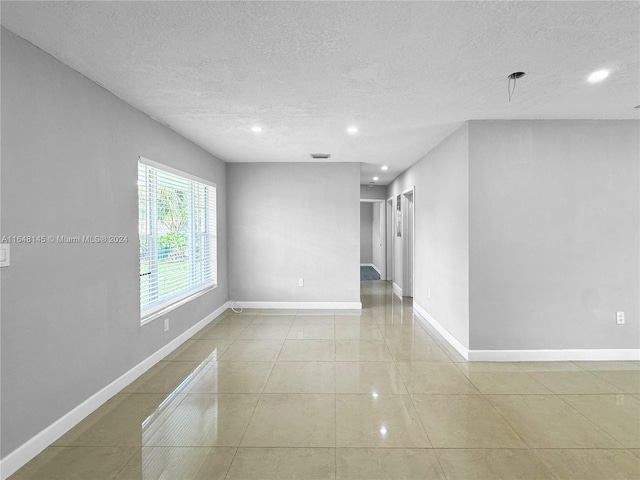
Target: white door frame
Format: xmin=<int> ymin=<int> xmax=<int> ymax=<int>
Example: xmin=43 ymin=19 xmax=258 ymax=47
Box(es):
xmin=386 ymin=196 xmax=393 ymax=282
xmin=402 ymin=187 xmax=415 ymax=297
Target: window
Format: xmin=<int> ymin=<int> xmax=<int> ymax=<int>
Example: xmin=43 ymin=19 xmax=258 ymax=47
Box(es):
xmin=138 ymin=157 xmax=216 ymax=322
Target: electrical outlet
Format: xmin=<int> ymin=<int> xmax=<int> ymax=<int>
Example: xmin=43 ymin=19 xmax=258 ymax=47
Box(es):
xmin=298 ymin=278 xmax=304 ymax=287
xmin=164 ymin=318 xmax=169 ymax=332
xmin=616 ymin=394 xmax=625 ymax=406
xmin=427 ymin=288 xmax=431 ymax=299
xmin=616 ymin=312 xmax=625 ymax=325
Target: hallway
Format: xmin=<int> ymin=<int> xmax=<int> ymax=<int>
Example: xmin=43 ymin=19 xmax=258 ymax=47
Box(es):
xmin=10 ymin=282 xmax=640 ymax=479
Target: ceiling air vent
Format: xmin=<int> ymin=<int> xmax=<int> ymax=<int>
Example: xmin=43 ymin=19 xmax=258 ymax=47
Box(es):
xmin=310 ymin=153 xmax=331 ymax=159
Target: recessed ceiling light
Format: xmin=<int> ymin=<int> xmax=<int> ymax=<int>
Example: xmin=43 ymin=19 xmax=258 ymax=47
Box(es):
xmin=588 ymin=70 xmax=609 ymax=83
xmin=347 ymin=126 xmax=358 ymax=135
xmin=373 ymin=176 xmax=379 ymax=181
xmin=381 ymin=165 xmax=389 ymax=171
xmin=251 ymin=126 xmax=263 ymax=133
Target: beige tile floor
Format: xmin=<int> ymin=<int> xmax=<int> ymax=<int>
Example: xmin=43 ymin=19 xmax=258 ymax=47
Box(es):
xmin=9 ymin=281 xmax=640 ymax=479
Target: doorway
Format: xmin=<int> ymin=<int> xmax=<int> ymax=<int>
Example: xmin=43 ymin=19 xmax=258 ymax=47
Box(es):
xmin=402 ymin=188 xmax=414 ymax=297
xmin=360 ymin=199 xmax=386 ymax=281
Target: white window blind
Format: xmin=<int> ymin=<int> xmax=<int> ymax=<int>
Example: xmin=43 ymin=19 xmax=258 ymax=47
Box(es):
xmin=138 ymin=158 xmax=217 ymax=320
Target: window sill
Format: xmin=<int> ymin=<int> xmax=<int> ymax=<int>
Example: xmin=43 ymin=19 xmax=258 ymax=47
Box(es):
xmin=141 ymin=284 xmax=217 ymax=326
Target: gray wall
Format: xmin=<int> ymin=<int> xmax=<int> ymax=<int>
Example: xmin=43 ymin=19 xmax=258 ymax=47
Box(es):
xmin=387 ymin=120 xmax=639 ymax=352
xmin=360 ymin=185 xmax=388 ymax=200
xmin=227 ymin=163 xmax=360 ymax=303
xmin=388 ymin=124 xmax=470 ymax=348
xmin=0 ymin=28 xmax=229 ymax=457
xmin=360 ymin=202 xmax=373 ymax=264
xmin=469 ymin=120 xmax=640 ymax=350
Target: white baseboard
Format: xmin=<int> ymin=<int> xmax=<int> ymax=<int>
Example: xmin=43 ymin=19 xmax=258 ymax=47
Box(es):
xmin=413 ymin=302 xmax=469 ymax=360
xmin=392 ymin=283 xmax=402 ymax=298
xmin=233 ymin=301 xmax=362 ymax=310
xmin=0 ymin=301 xmax=231 ymax=480
xmin=468 ymin=349 xmax=640 ymax=362
xmin=412 ymin=302 xmax=640 ymax=362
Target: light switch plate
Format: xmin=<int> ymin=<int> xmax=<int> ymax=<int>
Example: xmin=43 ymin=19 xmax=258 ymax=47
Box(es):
xmin=0 ymin=244 xmax=10 ymax=267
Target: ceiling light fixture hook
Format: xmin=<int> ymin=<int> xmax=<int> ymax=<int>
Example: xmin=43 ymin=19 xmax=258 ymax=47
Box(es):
xmin=507 ymin=72 xmax=525 ymax=102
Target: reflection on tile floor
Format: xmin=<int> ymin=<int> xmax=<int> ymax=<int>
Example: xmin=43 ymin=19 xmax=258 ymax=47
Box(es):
xmin=9 ymin=281 xmax=640 ymax=479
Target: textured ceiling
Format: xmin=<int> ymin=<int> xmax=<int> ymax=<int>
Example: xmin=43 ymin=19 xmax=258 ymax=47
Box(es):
xmin=1 ymin=1 xmax=638 ymax=185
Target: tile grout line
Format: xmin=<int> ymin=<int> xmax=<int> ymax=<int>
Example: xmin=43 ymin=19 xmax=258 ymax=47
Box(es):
xmin=401 ymin=304 xmax=626 ymax=459
xmin=221 ymin=312 xmax=288 ymax=479
xmin=404 ymin=304 xmax=537 ymax=464
xmin=108 ymin=446 xmax=143 ymax=480
xmin=219 ymin=446 xmax=239 ymax=480
xmin=551 ymin=392 xmax=630 ymax=449
xmin=441 ymin=331 xmax=540 ymax=455
xmin=395 ymin=306 xmax=450 ymax=479
xmin=334 ymin=313 xmax=338 ymax=480
xmin=401 ymin=302 xmax=562 ymax=479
